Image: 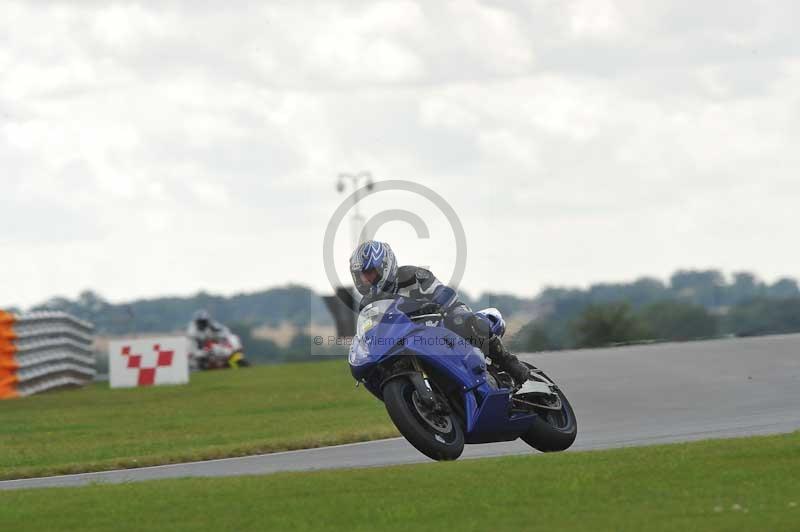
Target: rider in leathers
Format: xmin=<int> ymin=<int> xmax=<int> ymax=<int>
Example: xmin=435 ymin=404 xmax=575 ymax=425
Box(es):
xmin=350 ymin=240 xmax=531 ymax=385
xmin=186 ymin=310 xmax=230 ymax=353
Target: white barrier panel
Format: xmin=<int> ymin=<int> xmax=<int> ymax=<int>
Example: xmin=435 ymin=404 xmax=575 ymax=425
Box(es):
xmin=108 ymin=337 xmax=189 ymax=389
xmin=1 ymin=311 xmax=96 ymax=399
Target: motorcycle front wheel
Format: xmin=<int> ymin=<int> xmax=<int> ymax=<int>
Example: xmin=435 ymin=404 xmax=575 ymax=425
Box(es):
xmin=383 ymin=377 xmax=464 ymax=461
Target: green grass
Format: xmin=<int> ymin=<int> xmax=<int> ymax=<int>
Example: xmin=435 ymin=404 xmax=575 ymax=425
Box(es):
xmin=1 ymin=432 xmax=799 ymax=532
xmin=0 ymin=360 xmax=398 ymax=480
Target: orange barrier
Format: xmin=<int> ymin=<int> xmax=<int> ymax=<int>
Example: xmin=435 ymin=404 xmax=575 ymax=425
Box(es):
xmin=0 ymin=371 xmax=18 ymax=399
xmin=0 ymin=311 xmax=17 ymax=399
xmin=0 ymin=311 xmax=94 ymax=399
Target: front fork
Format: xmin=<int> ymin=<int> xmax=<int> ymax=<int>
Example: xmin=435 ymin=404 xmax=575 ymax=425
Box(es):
xmin=409 ymin=355 xmax=438 ymax=408
xmin=378 ymin=355 xmax=451 ymax=414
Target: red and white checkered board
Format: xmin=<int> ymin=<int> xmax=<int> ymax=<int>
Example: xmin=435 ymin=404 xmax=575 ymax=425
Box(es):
xmin=109 ymin=337 xmax=189 ymax=388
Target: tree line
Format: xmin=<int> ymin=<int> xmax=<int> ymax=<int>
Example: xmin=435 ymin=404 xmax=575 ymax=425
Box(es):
xmin=510 ymin=270 xmax=800 ymax=351
xmin=25 ymin=285 xmax=333 ymax=335
xmin=14 ymin=268 xmax=800 ymax=360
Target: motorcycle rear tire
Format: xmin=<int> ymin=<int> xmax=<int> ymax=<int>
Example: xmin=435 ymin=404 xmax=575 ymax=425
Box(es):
xmin=383 ymin=377 xmax=464 ymax=461
xmin=520 ymin=386 xmax=577 ymax=452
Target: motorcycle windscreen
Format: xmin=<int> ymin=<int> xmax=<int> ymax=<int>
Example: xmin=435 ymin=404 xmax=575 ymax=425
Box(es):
xmin=349 ymin=299 xmax=417 ymax=365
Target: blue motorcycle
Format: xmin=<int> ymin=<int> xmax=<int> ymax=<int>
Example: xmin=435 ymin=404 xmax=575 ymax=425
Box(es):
xmin=349 ymin=297 xmax=577 ymax=460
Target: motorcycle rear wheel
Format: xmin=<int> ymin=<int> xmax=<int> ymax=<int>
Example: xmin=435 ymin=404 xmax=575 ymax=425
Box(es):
xmin=383 ymin=377 xmax=464 ymax=461
xmin=519 ymin=368 xmax=577 ymax=453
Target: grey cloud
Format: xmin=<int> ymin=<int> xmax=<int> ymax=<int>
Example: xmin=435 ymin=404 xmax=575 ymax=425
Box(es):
xmin=1 ymin=0 xmax=799 ymax=306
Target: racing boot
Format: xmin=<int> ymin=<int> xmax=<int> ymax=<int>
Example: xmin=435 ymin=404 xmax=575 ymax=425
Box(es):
xmin=486 ymin=336 xmax=531 ymax=386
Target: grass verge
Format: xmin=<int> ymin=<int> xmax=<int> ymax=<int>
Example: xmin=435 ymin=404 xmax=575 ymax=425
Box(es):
xmin=0 ymin=360 xmax=398 ymax=480
xmin=1 ymin=431 xmax=799 ymax=531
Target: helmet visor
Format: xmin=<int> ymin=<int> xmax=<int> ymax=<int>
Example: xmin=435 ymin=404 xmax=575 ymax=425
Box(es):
xmin=359 ymin=268 xmax=381 ymax=287
xmin=352 ymin=266 xmax=384 ymax=295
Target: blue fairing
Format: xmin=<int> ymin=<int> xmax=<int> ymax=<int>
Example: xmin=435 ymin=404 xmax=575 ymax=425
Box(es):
xmin=349 ymin=298 xmax=537 ymax=443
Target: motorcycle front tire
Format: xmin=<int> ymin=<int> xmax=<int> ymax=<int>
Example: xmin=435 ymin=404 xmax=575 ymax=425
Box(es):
xmin=382 ymin=377 xmax=464 ymax=461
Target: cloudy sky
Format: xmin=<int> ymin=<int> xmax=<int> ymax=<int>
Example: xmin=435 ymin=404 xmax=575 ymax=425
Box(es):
xmin=1 ymin=0 xmax=798 ymax=308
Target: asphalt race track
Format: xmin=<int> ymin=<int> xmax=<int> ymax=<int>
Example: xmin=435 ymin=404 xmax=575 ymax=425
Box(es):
xmin=3 ymin=334 xmax=799 ymax=490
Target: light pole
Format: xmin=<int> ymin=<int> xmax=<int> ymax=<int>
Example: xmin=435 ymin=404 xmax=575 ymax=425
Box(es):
xmin=336 ymin=171 xmax=374 ymax=248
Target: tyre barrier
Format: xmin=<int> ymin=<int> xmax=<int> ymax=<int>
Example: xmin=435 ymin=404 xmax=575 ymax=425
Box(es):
xmin=0 ymin=311 xmax=95 ymax=399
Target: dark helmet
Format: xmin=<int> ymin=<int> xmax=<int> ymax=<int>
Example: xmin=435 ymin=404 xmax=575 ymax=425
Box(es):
xmin=193 ymin=309 xmax=211 ymax=331
xmin=349 ymin=240 xmax=398 ymax=295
